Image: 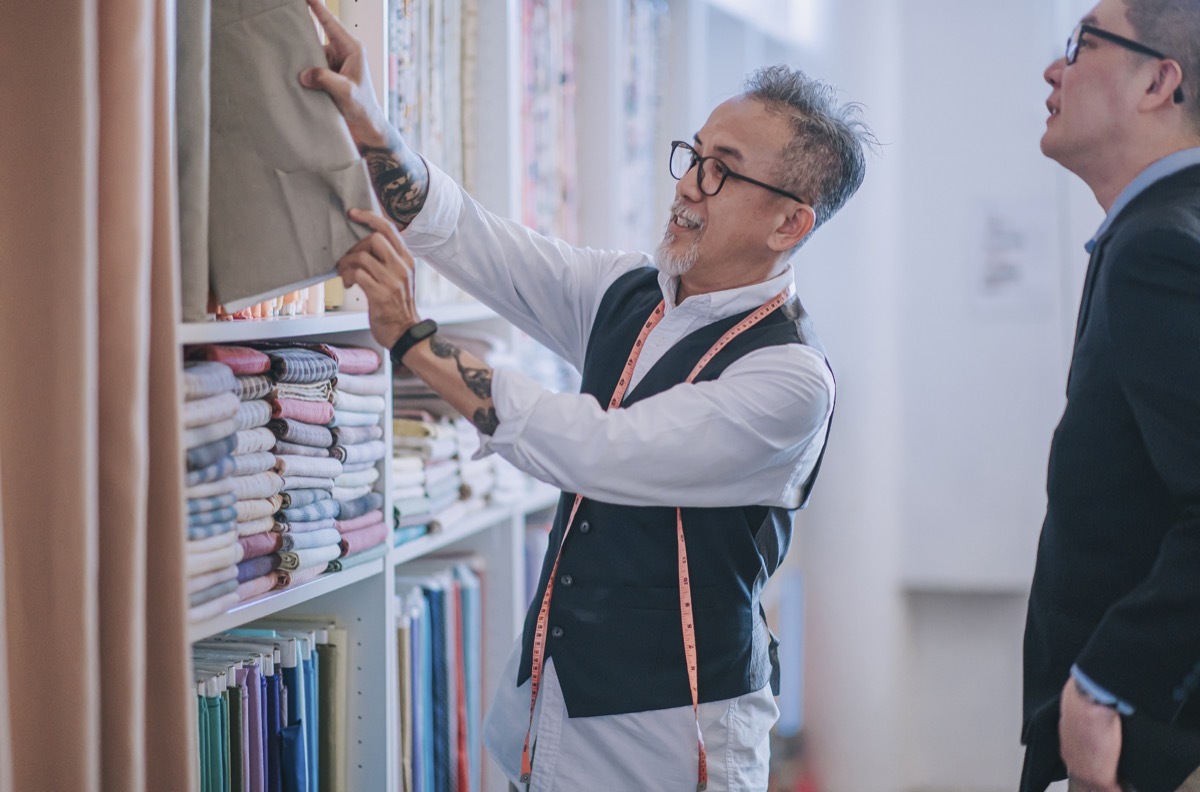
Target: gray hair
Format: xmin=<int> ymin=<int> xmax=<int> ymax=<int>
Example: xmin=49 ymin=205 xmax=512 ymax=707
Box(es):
xmin=742 ymin=65 xmax=875 ymax=244
xmin=1126 ymin=0 xmax=1200 ymax=130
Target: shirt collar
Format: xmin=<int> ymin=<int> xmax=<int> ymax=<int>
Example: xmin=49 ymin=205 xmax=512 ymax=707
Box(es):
xmin=1086 ymin=147 xmax=1200 ymax=253
xmin=657 ymin=266 xmax=796 ymax=322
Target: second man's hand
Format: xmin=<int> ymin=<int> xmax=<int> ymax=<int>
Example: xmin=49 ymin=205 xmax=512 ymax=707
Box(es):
xmin=340 ymin=209 xmax=500 ymax=436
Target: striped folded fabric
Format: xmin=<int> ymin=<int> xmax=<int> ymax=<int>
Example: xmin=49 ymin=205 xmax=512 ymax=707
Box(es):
xmin=268 ymin=419 xmax=333 ymax=449
xmin=330 ymin=424 xmax=383 ymax=445
xmin=334 ymin=467 xmax=379 ymax=489
xmin=183 ymin=361 xmax=236 ymax=400
xmin=272 ymin=517 xmax=337 ymax=535
xmin=235 ymin=515 xmax=275 ymax=538
xmin=187 ymin=505 xmax=238 ymax=529
xmin=233 ymin=427 xmax=277 ymax=455
xmin=279 ymin=475 xmax=335 ymax=492
xmin=332 ymin=410 xmax=381 ymax=428
xmin=236 ymin=553 xmax=279 ymax=583
xmin=272 ymin=381 xmax=333 ymax=402
xmin=330 ymin=390 xmax=385 ymax=413
xmin=262 ymin=347 xmax=338 ymax=384
xmin=273 ymin=455 xmax=343 ymax=479
xmin=278 ymin=527 xmax=342 ymax=552
xmin=186 ymin=455 xmax=236 ymax=487
xmin=236 ymin=573 xmax=278 ymax=602
xmin=269 ymin=397 xmax=334 ymax=425
xmin=187 ymin=344 xmax=271 ymax=375
xmin=234 ymin=400 xmax=272 ymax=431
xmin=187 ymin=492 xmax=237 ymax=515
xmin=277 ymin=498 xmax=341 ymax=523
xmin=183 ymin=392 xmax=240 ymax=429
xmin=189 ymin=578 xmax=239 ymax=609
xmin=330 ymin=439 xmax=387 ymax=466
xmin=229 ymin=451 xmax=276 ymax=477
xmin=235 ymin=374 xmax=272 ymax=402
xmin=184 ymin=419 xmax=238 ymax=452
xmin=332 ymin=371 xmax=389 ymax=395
xmin=338 ymin=491 xmax=384 ymax=521
xmin=273 ymin=440 xmax=330 ymax=458
xmin=275 ymin=543 xmax=342 ymax=572
xmin=278 ymin=488 xmax=332 ymax=509
xmin=186 ymin=519 xmax=237 ymax=542
xmin=274 ymin=564 xmax=325 ymax=589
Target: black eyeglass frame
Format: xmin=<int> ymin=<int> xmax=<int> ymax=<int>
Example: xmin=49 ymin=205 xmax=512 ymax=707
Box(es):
xmin=669 ymin=140 xmax=811 ymax=206
xmin=1066 ymin=23 xmax=1185 ymax=103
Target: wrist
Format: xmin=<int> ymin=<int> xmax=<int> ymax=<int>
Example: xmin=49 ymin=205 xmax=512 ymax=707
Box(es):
xmin=389 ymin=318 xmax=438 ymax=366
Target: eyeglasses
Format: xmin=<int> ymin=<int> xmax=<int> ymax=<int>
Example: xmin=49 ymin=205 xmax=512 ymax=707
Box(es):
xmin=1065 ymin=23 xmax=1184 ymax=104
xmin=669 ymin=140 xmax=810 ymax=205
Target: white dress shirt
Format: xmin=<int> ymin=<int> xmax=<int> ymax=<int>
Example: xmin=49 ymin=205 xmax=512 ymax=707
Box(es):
xmin=401 ymin=162 xmax=835 ymax=791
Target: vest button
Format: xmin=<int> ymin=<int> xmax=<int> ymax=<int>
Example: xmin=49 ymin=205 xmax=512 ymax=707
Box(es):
xmin=560 ymin=574 xmax=573 ymax=586
xmin=578 ymin=521 xmax=591 ymax=534
xmin=551 ymin=626 xmax=564 ymax=638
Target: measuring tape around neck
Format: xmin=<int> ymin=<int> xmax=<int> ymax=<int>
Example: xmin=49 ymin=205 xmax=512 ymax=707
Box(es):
xmin=520 ymin=287 xmax=791 ymax=791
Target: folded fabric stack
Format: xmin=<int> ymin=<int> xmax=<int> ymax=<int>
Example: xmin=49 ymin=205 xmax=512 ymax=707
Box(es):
xmin=183 ymin=361 xmax=241 ymax=621
xmin=322 ymin=343 xmax=389 ymax=569
xmin=455 ymin=416 xmax=495 ymax=507
xmin=187 ymin=345 xmax=283 ymax=604
xmin=393 ymin=410 xmax=466 ymax=537
xmin=260 ymin=346 xmax=345 ymax=590
xmin=489 ymin=456 xmax=530 ymax=505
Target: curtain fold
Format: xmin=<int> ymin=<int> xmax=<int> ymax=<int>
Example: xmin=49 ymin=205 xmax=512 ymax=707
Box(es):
xmin=0 ymin=1 xmax=194 ymax=789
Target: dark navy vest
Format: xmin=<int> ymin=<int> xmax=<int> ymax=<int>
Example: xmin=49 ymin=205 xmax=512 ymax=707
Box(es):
xmin=517 ymin=268 xmax=833 ymax=717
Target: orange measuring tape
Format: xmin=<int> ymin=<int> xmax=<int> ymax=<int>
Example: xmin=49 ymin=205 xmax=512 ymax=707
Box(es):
xmin=520 ymin=287 xmax=791 ymax=791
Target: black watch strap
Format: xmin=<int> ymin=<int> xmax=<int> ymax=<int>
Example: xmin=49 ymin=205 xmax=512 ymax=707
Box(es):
xmin=389 ymin=318 xmax=438 ymax=366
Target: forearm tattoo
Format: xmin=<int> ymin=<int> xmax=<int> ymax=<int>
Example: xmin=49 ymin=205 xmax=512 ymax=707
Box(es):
xmin=361 ymin=128 xmax=429 ymax=230
xmin=429 ymin=336 xmax=498 ymax=434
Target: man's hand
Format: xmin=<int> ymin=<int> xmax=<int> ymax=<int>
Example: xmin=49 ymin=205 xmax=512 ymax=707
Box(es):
xmin=299 ymin=0 xmax=389 ymax=149
xmin=1060 ymin=676 xmax=1123 ymax=792
xmin=338 ymin=208 xmax=421 ymax=349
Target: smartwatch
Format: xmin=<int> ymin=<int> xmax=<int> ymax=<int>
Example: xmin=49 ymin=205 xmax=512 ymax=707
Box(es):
xmin=389 ymin=318 xmax=438 ymax=365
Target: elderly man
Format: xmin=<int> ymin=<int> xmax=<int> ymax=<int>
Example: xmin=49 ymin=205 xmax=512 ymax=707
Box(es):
xmin=300 ymin=1 xmax=873 ymax=788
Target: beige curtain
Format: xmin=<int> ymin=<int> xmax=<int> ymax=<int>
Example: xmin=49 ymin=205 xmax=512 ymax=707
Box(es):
xmin=0 ymin=1 xmax=195 ymax=790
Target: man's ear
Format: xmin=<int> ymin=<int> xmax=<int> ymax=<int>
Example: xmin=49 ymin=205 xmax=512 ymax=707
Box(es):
xmin=768 ymin=204 xmax=817 ymax=252
xmin=1142 ymin=58 xmax=1185 ymax=108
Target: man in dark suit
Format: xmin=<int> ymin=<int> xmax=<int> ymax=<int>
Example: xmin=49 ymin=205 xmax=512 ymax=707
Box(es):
xmin=1022 ymin=1 xmax=1200 ymax=791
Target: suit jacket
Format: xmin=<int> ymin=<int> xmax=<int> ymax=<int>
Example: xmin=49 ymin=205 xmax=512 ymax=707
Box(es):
xmin=1022 ymin=164 xmax=1200 ymax=792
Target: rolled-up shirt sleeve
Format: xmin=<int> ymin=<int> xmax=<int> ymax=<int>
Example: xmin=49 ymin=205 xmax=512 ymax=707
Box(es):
xmin=479 ymin=343 xmax=834 ymax=509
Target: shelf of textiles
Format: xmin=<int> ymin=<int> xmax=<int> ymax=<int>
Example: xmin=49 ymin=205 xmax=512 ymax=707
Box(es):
xmin=182 ymin=341 xmax=391 ymax=631
xmin=192 ymin=611 xmax=366 ymax=792
xmin=394 ymin=556 xmax=485 ymax=792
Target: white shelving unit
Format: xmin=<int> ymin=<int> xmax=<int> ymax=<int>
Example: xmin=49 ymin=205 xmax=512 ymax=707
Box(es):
xmin=176 ymin=2 xmax=806 ymax=789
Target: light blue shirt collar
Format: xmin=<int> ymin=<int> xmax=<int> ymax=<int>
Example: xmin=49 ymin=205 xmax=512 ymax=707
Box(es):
xmin=1086 ymin=147 xmax=1200 ymax=253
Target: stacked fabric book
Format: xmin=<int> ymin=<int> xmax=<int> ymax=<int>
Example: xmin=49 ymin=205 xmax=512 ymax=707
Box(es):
xmin=183 ymin=361 xmax=242 ymax=621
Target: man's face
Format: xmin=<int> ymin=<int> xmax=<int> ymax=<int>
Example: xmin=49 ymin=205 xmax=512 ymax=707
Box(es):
xmin=1041 ymin=0 xmax=1145 ymax=170
xmin=656 ymin=97 xmax=796 ymax=279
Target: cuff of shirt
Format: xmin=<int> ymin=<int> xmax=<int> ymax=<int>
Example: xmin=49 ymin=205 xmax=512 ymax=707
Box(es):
xmin=1072 ymin=664 xmax=1136 ymax=715
xmin=475 ymin=368 xmax=544 ymax=461
xmin=398 ymin=159 xmax=463 ymax=249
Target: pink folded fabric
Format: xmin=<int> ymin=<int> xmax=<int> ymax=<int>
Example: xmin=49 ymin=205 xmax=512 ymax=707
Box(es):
xmin=238 ymin=532 xmax=282 ymax=560
xmin=187 ymin=344 xmax=272 ymax=375
xmin=317 ymin=344 xmax=381 ymax=375
xmin=338 ymin=520 xmax=388 ymax=557
xmin=269 ymin=397 xmax=334 ymax=425
xmin=275 ymin=564 xmax=325 ymax=589
xmin=335 ymin=508 xmax=384 ymax=534
xmin=236 ymin=573 xmax=278 ymax=602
